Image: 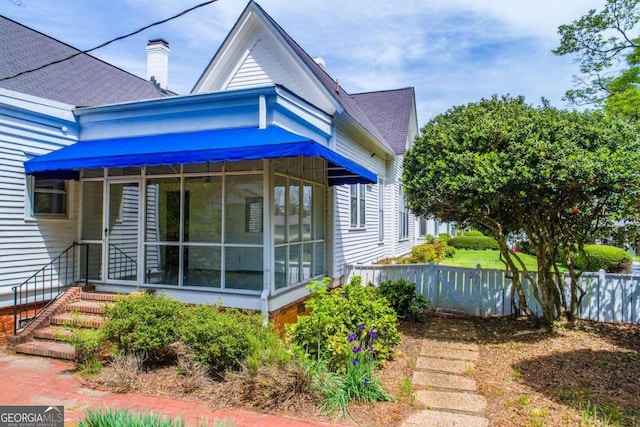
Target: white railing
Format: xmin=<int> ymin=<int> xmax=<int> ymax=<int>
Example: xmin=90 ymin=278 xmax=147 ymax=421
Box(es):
xmin=346 ymin=263 xmax=640 ymax=324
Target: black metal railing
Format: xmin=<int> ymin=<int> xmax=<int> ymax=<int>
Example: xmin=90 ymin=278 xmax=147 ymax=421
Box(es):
xmin=108 ymin=244 xmax=137 ymax=281
xmin=12 ymin=242 xmax=88 ymax=334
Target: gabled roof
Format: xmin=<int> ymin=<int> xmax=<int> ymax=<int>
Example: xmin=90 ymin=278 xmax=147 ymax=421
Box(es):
xmin=0 ymin=15 xmax=171 ymax=107
xmin=351 ymin=87 xmax=417 ymax=154
xmin=251 ymin=2 xmax=395 ymax=153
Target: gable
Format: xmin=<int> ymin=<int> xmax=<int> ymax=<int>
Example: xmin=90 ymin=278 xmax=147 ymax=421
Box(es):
xmin=225 ymin=38 xmax=302 ymax=94
xmin=192 ymin=8 xmax=333 ymax=113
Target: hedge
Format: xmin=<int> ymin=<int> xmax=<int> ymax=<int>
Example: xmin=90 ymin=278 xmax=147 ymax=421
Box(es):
xmin=448 ymin=236 xmax=499 ymax=250
xmin=574 ymin=244 xmax=632 ymax=273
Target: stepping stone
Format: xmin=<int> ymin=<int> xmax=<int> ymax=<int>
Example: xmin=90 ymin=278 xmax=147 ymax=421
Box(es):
xmin=401 ymin=409 xmax=489 ymax=427
xmin=416 ymin=357 xmax=474 ymax=375
xmin=421 ymin=339 xmax=480 ymax=353
xmin=421 ymin=346 xmax=479 ymax=361
xmin=412 ymin=371 xmax=477 ymax=392
xmin=415 ymin=390 xmax=487 ymax=414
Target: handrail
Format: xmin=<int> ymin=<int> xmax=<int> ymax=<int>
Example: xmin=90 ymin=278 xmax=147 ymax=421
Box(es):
xmin=107 ymin=243 xmax=137 ymax=280
xmin=12 ymin=242 xmax=88 ymax=334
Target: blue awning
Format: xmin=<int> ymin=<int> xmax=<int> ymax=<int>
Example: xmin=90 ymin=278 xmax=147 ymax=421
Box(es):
xmin=24 ymin=126 xmax=376 ymax=186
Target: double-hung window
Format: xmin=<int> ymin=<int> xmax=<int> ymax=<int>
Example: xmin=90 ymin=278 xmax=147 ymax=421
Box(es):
xmin=350 ymin=183 xmax=366 ymax=228
xmin=399 ymin=185 xmax=409 ymax=240
xmin=32 ymin=177 xmax=68 ymax=217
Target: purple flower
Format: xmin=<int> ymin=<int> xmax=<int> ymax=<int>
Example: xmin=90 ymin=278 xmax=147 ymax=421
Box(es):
xmin=363 ymin=378 xmax=370 ymax=387
xmin=347 ymin=333 xmax=358 ymax=343
xmin=358 ymin=323 xmax=365 ymax=331
xmin=368 ymin=330 xmax=378 ymax=340
xmin=368 ymin=345 xmax=375 ymax=353
xmin=352 ymin=358 xmax=359 ymax=366
xmin=352 ymin=345 xmax=362 ymax=354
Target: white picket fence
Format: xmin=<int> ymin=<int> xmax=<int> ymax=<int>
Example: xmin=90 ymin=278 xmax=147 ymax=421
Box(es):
xmin=345 ymin=263 xmax=640 ymax=324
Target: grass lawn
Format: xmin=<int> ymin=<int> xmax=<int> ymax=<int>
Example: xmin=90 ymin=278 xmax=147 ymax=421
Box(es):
xmin=439 ymin=248 xmax=541 ymax=270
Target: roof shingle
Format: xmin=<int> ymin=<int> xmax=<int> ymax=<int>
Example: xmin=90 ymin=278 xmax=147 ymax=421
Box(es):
xmin=351 ymin=88 xmax=416 ymax=154
xmin=0 ymin=15 xmax=170 ymax=107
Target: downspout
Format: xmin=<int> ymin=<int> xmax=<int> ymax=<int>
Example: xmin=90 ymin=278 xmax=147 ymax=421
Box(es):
xmin=260 ymin=287 xmax=271 ymax=326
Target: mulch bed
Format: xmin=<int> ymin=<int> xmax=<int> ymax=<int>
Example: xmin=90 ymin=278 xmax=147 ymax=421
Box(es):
xmin=84 ymin=316 xmax=640 ymax=426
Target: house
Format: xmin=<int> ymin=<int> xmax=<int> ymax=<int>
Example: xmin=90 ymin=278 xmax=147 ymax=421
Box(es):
xmin=0 ymin=1 xmax=438 ymax=339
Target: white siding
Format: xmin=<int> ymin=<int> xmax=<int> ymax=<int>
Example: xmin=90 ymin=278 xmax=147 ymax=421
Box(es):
xmin=225 ymin=38 xmax=305 ymax=97
xmin=331 ymin=129 xmax=389 ymax=278
xmin=0 ymin=94 xmax=79 ymax=307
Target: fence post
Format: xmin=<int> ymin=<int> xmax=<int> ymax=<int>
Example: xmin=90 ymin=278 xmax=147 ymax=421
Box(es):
xmin=598 ymin=269 xmax=606 ymax=322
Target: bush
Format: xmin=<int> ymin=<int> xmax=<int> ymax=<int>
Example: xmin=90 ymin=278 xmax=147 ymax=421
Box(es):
xmin=400 ymin=242 xmax=456 ymax=264
xmin=464 ymin=230 xmax=485 ymax=237
xmin=448 ymin=236 xmax=499 ymax=250
xmin=102 ymin=293 xmax=186 ymax=361
xmin=378 ymin=279 xmax=429 ymax=321
xmin=179 ymin=305 xmax=284 ymax=376
xmin=67 ymin=327 xmax=105 ymax=374
xmin=286 ymin=277 xmax=400 ymax=370
xmin=574 ymin=244 xmax=632 ymax=273
xmin=438 ymin=233 xmax=451 ymax=245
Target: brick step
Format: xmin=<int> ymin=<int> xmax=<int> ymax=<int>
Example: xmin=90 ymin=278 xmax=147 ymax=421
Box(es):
xmin=14 ymin=340 xmax=75 ymax=360
xmin=50 ymin=313 xmax=104 ymax=329
xmin=79 ymin=291 xmax=123 ymax=303
xmin=33 ymin=326 xmax=74 ymax=341
xmin=67 ymin=300 xmax=111 ymax=315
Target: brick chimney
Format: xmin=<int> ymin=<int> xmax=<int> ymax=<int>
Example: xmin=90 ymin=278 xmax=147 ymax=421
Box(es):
xmin=146 ymin=39 xmax=170 ymax=90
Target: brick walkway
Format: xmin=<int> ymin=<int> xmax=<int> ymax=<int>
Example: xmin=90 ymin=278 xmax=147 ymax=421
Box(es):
xmin=0 ymin=353 xmax=345 ymax=427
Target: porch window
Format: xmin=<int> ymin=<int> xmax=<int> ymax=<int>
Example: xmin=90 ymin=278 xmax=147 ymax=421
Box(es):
xmin=350 ymin=183 xmax=366 ymax=228
xmin=32 ymin=177 xmax=67 ymax=217
xmin=274 ymin=157 xmax=326 ymax=290
xmin=143 ymin=165 xmax=264 ymax=291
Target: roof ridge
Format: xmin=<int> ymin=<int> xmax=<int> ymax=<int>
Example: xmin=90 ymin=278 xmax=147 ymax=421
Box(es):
xmin=351 ymin=87 xmax=415 ymax=96
xmin=250 ymin=2 xmax=394 ymax=152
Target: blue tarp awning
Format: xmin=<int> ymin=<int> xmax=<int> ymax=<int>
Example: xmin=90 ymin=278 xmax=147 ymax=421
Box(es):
xmin=24 ymin=126 xmax=376 ymax=186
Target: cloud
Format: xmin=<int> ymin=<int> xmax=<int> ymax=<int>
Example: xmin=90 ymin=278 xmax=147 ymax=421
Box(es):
xmin=1 ymin=0 xmax=605 ymax=122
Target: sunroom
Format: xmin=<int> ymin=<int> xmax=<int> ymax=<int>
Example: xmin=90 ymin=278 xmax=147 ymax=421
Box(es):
xmin=23 ymin=86 xmax=377 ymax=317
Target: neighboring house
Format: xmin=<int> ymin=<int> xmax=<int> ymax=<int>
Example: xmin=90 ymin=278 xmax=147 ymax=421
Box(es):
xmin=0 ymin=1 xmax=431 ymax=333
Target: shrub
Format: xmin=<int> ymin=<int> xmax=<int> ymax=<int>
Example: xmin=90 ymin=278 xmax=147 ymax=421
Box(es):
xmin=179 ymin=305 xmax=282 ymax=376
xmin=102 ymin=293 xmax=186 ymax=362
xmin=448 ymin=236 xmax=499 ymax=250
xmin=424 ymin=233 xmax=436 ymax=244
xmin=67 ymin=327 xmax=105 ymax=374
xmin=574 ymin=244 xmax=632 ymax=273
xmin=464 ymin=230 xmax=485 ymax=237
xmin=378 ymin=279 xmax=429 ymax=321
xmin=286 ymin=277 xmax=400 ymax=370
xmin=438 ymin=233 xmax=451 ymax=245
xmin=401 ymin=241 xmax=455 ymax=264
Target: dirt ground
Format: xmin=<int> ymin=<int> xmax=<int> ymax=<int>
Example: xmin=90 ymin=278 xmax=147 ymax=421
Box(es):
xmin=86 ymin=316 xmax=640 ymax=426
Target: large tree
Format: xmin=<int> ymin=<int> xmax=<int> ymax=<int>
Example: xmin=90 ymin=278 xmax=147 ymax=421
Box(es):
xmin=554 ymin=0 xmax=640 ymax=112
xmin=403 ymin=96 xmax=640 ymax=327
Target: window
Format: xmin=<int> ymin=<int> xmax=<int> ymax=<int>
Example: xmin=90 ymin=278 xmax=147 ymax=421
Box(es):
xmin=32 ymin=177 xmax=67 ymax=217
xmin=399 ymin=185 xmax=409 ymax=240
xmin=274 ymin=157 xmax=326 ymax=290
xmin=378 ymin=179 xmax=384 ymax=242
xmin=350 ymin=183 xmax=366 ymax=228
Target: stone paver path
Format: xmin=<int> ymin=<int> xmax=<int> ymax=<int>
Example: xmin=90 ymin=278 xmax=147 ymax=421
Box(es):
xmin=400 ymin=317 xmax=489 ymax=427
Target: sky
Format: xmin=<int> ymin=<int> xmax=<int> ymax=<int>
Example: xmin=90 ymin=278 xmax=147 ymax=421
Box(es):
xmin=1 ymin=0 xmax=604 ymax=126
